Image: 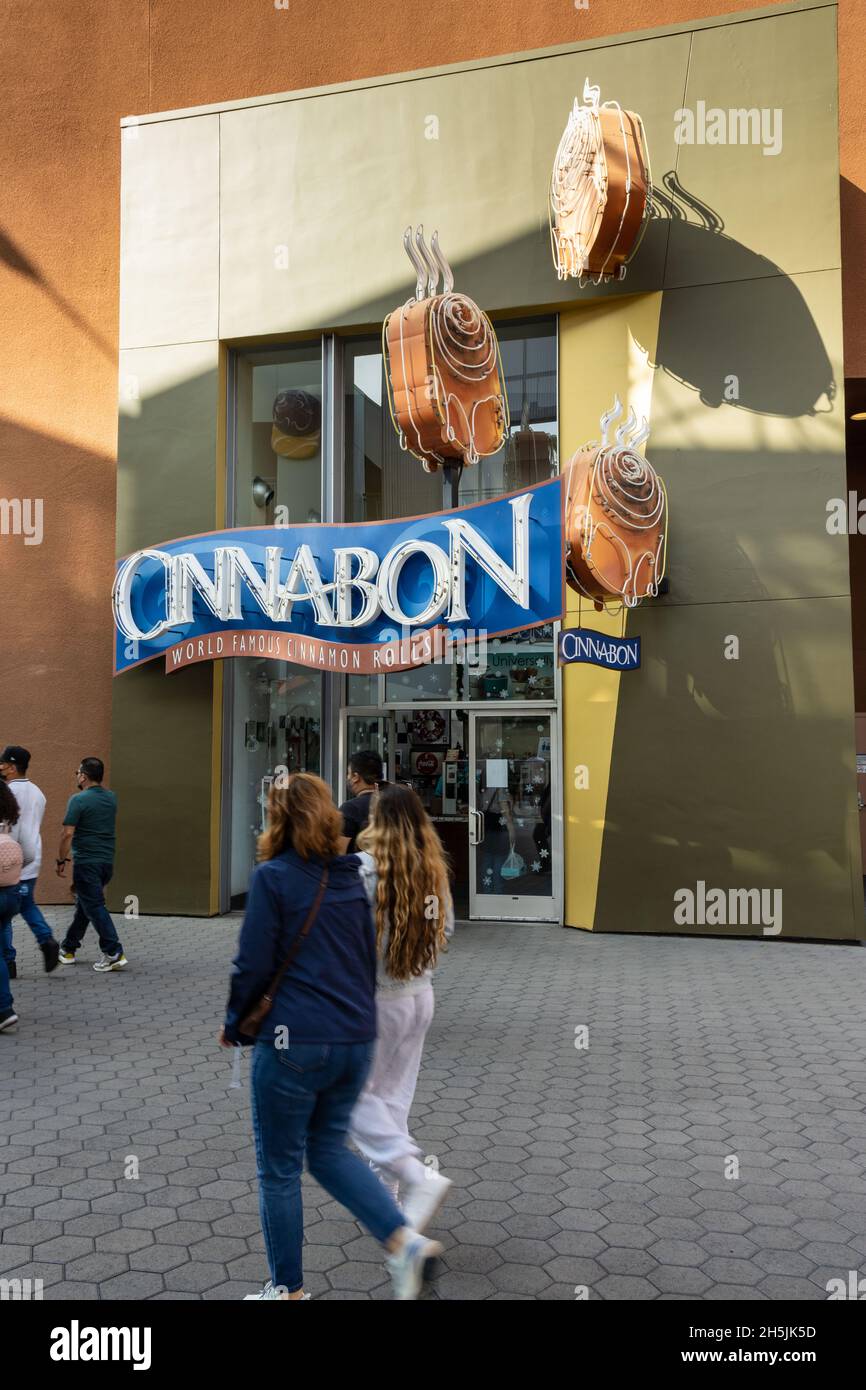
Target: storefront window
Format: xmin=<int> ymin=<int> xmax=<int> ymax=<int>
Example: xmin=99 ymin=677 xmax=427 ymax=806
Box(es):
xmin=233 ymin=343 xmax=322 ymax=529
xmin=344 ymin=341 xmax=443 ymax=523
xmin=230 ymin=659 xmax=322 ymax=900
xmin=229 ymin=343 xmax=324 ymax=902
xmin=344 ymin=319 xmax=557 ymax=520
xmin=455 ymin=318 xmax=558 ymax=507
xmin=344 ymin=319 xmax=558 ymax=705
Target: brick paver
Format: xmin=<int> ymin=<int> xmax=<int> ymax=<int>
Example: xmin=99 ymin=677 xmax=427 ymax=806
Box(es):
xmin=2 ymin=909 xmax=865 ymax=1300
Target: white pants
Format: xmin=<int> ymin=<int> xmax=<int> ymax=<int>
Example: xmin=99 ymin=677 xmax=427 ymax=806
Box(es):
xmin=350 ymin=986 xmax=434 ymax=1189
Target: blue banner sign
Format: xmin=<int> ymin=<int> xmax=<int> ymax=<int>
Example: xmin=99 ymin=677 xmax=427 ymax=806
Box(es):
xmin=114 ymin=478 xmax=565 ymax=676
xmin=558 ymin=627 xmax=641 ymax=671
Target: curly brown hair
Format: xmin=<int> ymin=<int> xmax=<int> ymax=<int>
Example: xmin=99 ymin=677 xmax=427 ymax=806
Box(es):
xmin=356 ymin=783 xmax=451 ymax=981
xmin=0 ymin=781 xmax=20 ymax=828
xmin=257 ymin=772 xmax=343 ymax=862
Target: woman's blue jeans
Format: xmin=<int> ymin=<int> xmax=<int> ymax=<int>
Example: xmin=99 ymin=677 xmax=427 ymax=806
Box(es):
xmin=0 ymin=887 xmax=19 ymax=1013
xmin=250 ymin=1037 xmax=406 ymax=1293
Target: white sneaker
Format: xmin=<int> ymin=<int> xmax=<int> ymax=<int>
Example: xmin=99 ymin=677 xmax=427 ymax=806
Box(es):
xmin=93 ymin=952 xmax=128 ymax=972
xmin=243 ymin=1282 xmax=310 ymax=1300
xmin=385 ymin=1230 xmax=443 ymax=1300
xmin=402 ymin=1170 xmax=453 ymax=1234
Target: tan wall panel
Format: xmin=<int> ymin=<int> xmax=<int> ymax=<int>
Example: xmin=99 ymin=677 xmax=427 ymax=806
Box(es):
xmin=215 ymin=36 xmax=690 ymax=338
xmin=120 ymin=116 xmax=220 ymax=350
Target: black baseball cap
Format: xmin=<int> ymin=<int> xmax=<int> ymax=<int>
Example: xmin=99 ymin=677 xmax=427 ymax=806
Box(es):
xmin=0 ymin=746 xmax=31 ymax=774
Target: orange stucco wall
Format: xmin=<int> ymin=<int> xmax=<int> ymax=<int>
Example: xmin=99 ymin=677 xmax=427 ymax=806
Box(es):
xmin=0 ymin=0 xmax=861 ymax=902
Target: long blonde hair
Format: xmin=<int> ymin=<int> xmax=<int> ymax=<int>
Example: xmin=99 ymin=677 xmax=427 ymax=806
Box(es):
xmin=356 ymin=783 xmax=451 ymax=980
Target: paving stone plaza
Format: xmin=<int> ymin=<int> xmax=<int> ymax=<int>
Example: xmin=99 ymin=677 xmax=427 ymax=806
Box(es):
xmin=2 ymin=910 xmax=866 ymax=1301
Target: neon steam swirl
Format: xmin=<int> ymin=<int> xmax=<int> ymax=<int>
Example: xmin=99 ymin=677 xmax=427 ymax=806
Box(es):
xmin=591 ymin=445 xmax=665 ymax=536
xmin=550 ymin=101 xmax=606 ymax=280
xmin=429 ymin=294 xmax=498 ymax=383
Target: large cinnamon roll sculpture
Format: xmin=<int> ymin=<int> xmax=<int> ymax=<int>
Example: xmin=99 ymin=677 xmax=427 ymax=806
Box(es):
xmin=550 ymin=79 xmax=651 ymax=284
xmin=383 ymin=227 xmax=509 ymax=473
xmin=565 ymin=397 xmax=667 ymax=608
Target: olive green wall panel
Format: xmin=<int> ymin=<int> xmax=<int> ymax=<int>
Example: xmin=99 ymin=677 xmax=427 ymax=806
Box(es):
xmin=120 ymin=114 xmax=220 ymax=351
xmin=593 ymin=595 xmax=862 ymax=940
xmin=116 ymin=342 xmax=220 ymax=555
xmin=108 ymin=660 xmax=216 ymax=916
xmin=647 ymin=269 xmax=845 ymax=607
xmin=215 ymin=34 xmax=690 ymax=338
xmin=112 ymin=341 xmax=221 ymax=915
xmin=666 ymin=5 xmax=839 ymax=289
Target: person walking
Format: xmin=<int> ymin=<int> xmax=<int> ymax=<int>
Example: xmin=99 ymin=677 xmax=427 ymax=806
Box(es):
xmin=337 ymin=749 xmax=381 ymax=853
xmin=350 ymin=783 xmax=454 ymax=1233
xmin=0 ymin=779 xmax=36 ymax=1031
xmin=221 ymin=772 xmax=441 ymax=1301
xmin=56 ymin=758 xmax=128 ymax=972
xmin=0 ymin=745 xmax=60 ymax=975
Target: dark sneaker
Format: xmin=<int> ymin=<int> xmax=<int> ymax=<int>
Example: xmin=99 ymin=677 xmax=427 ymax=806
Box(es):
xmin=0 ymin=1008 xmax=19 ymax=1032
xmin=7 ymin=961 xmax=16 ymax=980
xmin=40 ymin=941 xmax=60 ymax=973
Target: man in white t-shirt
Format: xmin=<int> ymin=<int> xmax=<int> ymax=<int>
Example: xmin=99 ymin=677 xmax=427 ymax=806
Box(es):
xmin=0 ymin=745 xmax=60 ymax=974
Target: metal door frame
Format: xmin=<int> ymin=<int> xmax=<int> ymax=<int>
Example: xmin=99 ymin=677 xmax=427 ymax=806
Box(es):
xmin=468 ymin=708 xmax=561 ymax=923
xmin=337 ymin=708 xmax=392 ymax=799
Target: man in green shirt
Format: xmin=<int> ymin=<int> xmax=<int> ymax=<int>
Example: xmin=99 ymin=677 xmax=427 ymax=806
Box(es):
xmin=56 ymin=757 xmax=128 ymax=972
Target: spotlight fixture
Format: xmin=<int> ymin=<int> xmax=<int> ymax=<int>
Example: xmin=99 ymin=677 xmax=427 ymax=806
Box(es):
xmin=252 ymin=476 xmax=275 ymax=508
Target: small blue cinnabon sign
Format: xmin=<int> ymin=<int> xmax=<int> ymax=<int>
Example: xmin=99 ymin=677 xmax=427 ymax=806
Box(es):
xmin=558 ymin=627 xmax=641 ymax=671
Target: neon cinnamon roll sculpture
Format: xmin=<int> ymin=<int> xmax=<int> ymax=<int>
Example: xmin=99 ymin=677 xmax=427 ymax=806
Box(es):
xmin=550 ymin=79 xmax=651 ymax=284
xmin=565 ymin=397 xmax=667 ymax=609
xmin=383 ymin=226 xmax=508 ymax=473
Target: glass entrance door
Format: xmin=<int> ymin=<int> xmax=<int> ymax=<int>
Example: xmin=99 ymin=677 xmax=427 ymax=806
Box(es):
xmin=391 ymin=709 xmax=470 ymax=920
xmin=338 ymin=708 xmax=471 ymax=917
xmin=469 ymin=711 xmax=559 ymax=921
xmin=230 ymin=659 xmax=322 ymax=903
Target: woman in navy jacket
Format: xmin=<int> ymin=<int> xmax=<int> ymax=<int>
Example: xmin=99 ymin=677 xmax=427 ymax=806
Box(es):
xmin=221 ymin=772 xmax=441 ymax=1301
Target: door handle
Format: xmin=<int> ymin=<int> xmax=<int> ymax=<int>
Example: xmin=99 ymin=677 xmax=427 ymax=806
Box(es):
xmin=469 ymin=807 xmax=485 ymax=846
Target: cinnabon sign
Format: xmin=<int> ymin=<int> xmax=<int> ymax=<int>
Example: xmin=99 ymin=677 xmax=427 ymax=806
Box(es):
xmin=112 ymin=480 xmax=565 ymax=677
